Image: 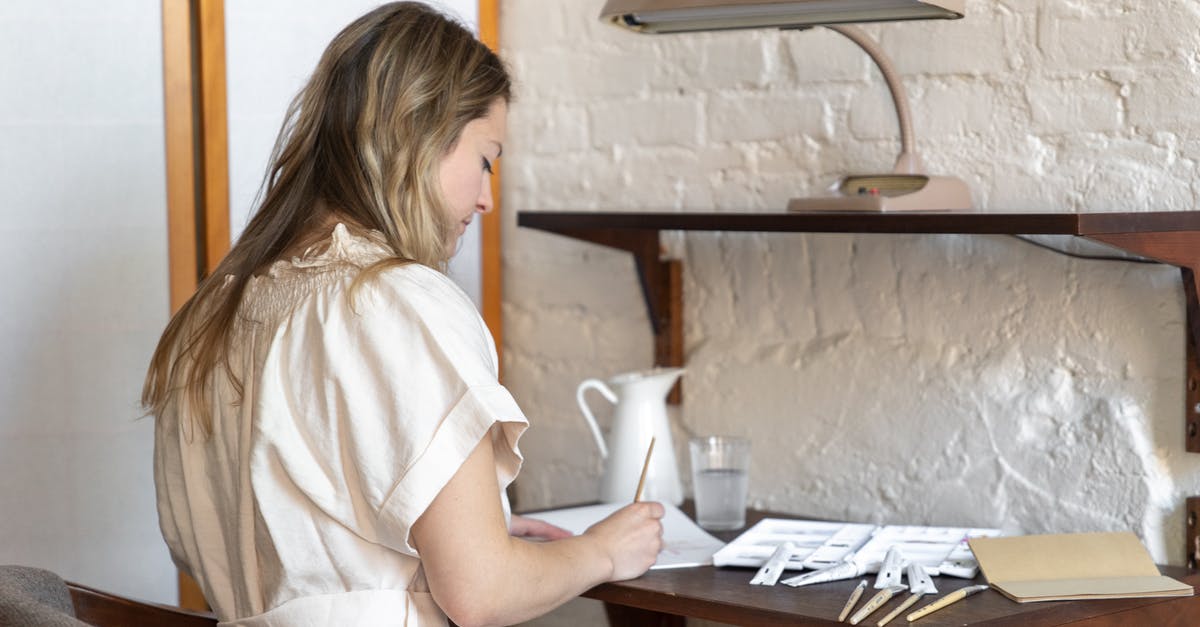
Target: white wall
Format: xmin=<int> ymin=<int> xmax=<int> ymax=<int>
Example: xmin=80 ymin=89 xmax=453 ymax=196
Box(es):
xmin=0 ymin=0 xmax=175 ymax=604
xmin=226 ymin=0 xmax=484 ymax=307
xmin=0 ymin=0 xmax=486 ymax=608
xmin=501 ymin=1 xmax=1200 ymax=624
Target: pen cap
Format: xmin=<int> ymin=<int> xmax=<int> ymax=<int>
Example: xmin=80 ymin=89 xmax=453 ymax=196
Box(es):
xmin=906 ymin=562 xmax=937 ymax=594
xmin=874 ymin=546 xmax=905 ymax=588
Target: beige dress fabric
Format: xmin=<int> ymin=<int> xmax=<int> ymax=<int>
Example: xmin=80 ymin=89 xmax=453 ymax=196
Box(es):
xmin=154 ymin=225 xmax=528 ymax=626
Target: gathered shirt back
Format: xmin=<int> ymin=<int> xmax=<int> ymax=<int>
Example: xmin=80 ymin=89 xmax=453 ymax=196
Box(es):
xmin=154 ymin=224 xmax=528 ymax=626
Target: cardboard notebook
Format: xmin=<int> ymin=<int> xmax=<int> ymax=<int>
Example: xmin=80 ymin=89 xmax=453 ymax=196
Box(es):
xmin=968 ymin=531 xmax=1193 ymax=603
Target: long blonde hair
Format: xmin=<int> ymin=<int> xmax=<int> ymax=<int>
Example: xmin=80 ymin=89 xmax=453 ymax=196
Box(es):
xmin=143 ymin=2 xmax=511 ymax=434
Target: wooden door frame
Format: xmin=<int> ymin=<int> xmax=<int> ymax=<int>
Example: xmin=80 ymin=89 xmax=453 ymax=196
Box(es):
xmin=479 ymin=0 xmax=503 ymax=360
xmin=161 ymin=0 xmax=503 ymax=609
xmin=161 ymin=0 xmax=228 ymax=610
xmin=162 ymin=0 xmax=227 ymax=308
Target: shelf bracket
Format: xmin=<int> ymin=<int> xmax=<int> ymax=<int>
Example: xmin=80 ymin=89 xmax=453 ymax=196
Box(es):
xmin=553 ymin=228 xmax=683 ymax=403
xmin=1087 ymin=232 xmax=1200 ymax=568
xmin=1189 ymin=497 xmax=1200 ymax=570
xmin=1086 ymin=232 xmax=1200 ymax=453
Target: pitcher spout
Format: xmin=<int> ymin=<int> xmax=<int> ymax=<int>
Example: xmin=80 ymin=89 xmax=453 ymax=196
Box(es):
xmin=611 ymin=367 xmax=684 ymax=397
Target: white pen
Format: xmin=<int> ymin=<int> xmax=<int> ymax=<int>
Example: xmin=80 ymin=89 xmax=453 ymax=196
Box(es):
xmin=838 ymin=580 xmax=868 ymax=622
xmin=750 ymin=541 xmax=796 ymax=586
xmin=781 ymin=560 xmax=864 ymax=587
xmin=906 ymin=584 xmax=989 ymax=622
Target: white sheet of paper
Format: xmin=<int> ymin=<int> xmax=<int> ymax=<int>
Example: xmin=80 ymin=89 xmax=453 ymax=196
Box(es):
xmin=526 ymin=503 xmax=726 ymax=569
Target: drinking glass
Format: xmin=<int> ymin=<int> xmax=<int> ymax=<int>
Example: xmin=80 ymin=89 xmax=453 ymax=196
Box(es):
xmin=688 ymin=436 xmax=750 ymax=531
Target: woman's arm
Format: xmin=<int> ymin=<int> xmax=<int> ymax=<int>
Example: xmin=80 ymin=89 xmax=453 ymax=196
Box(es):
xmin=509 ymin=514 xmax=573 ymax=541
xmin=411 ymin=430 xmax=664 ymax=627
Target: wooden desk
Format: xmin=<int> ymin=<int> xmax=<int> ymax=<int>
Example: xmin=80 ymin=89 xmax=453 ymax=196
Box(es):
xmin=584 ymin=508 xmax=1200 ymax=626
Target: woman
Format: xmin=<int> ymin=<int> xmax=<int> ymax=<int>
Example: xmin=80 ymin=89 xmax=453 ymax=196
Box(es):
xmin=143 ymin=3 xmax=664 ymax=625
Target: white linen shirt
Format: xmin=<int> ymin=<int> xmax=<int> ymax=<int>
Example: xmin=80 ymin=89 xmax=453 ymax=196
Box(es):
xmin=154 ymin=224 xmax=528 ymax=626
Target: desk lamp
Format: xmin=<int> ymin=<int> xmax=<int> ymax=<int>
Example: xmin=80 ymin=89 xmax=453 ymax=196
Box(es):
xmin=599 ymin=0 xmax=973 ymax=212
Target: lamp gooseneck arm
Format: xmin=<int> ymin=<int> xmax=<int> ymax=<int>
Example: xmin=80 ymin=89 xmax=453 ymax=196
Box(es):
xmin=824 ymin=24 xmax=922 ymax=175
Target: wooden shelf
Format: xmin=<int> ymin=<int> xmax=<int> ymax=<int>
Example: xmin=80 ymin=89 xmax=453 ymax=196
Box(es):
xmin=518 ymin=209 xmax=1200 ymax=235
xmin=517 ymin=209 xmax=1200 ymax=564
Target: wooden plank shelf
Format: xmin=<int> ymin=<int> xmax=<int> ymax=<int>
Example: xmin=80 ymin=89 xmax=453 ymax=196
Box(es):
xmin=518 ymin=209 xmax=1200 ymax=235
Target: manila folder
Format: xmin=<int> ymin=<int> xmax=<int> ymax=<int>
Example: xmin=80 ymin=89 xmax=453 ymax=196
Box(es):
xmin=968 ymin=531 xmax=1193 ymax=603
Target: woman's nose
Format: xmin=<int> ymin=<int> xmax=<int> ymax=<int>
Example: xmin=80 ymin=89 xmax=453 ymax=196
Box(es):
xmin=476 ymin=176 xmax=494 ymax=214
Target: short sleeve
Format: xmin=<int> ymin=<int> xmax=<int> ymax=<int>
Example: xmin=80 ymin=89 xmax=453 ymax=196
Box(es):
xmin=253 ymin=264 xmax=527 ymax=556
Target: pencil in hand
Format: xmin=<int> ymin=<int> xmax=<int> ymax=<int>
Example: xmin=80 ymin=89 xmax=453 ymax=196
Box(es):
xmin=634 ymin=437 xmax=656 ymax=502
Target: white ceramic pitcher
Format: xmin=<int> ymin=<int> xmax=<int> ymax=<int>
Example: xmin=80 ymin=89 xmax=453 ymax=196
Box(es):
xmin=576 ymin=368 xmax=684 ymax=505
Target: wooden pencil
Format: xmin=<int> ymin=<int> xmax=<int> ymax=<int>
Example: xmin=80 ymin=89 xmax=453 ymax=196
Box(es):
xmin=634 ymin=437 xmax=656 ymax=502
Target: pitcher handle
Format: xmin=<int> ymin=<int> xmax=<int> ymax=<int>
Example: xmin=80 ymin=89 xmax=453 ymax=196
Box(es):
xmin=575 ymin=378 xmax=617 ymax=458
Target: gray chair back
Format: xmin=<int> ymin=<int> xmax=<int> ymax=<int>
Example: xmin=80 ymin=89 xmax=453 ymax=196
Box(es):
xmin=0 ymin=565 xmax=88 ymax=626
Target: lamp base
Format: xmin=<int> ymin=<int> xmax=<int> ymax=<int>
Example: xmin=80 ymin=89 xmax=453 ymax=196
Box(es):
xmin=787 ymin=173 xmax=973 ymax=212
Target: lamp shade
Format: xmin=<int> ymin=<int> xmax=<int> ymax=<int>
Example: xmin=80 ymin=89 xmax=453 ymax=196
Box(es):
xmin=600 ymin=0 xmax=964 ymax=33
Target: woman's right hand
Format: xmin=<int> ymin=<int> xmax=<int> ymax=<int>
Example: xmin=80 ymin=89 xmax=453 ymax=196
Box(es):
xmin=583 ymin=501 xmax=665 ymax=581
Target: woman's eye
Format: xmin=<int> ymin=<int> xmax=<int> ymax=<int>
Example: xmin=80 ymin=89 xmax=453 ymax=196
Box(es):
xmin=482 ymin=157 xmax=494 ymax=174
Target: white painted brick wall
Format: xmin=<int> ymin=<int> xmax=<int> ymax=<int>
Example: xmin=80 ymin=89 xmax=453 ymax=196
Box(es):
xmin=708 ymin=91 xmax=831 ymax=142
xmin=500 ymin=1 xmax=1200 ymax=623
xmin=591 ymin=97 xmax=701 ymax=147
